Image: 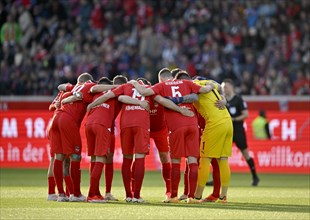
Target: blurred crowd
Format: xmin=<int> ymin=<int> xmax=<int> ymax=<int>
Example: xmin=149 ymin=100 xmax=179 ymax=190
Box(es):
xmin=0 ymin=0 xmax=309 ymax=96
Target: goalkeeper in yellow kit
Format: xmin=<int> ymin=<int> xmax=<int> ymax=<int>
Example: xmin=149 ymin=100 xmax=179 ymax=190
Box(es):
xmin=175 ymin=72 xmax=233 ymax=203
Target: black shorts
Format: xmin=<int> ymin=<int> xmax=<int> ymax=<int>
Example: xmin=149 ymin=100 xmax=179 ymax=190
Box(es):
xmin=233 ymin=126 xmax=248 ymax=151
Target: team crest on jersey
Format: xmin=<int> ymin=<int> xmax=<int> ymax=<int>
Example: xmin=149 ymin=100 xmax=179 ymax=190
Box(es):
xmin=75 ymin=146 xmax=81 ymax=153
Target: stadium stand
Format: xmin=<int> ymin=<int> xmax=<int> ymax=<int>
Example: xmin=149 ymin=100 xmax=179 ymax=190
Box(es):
xmin=0 ymin=0 xmax=309 ymax=96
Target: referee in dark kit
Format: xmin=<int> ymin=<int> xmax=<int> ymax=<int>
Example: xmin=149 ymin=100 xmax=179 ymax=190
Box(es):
xmin=221 ymin=78 xmax=260 ymax=186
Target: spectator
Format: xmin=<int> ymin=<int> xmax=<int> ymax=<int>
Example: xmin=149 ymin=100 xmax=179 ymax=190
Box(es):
xmin=0 ymin=0 xmax=308 ymax=96
xmin=1 ymin=13 xmax=21 ymax=48
xmin=252 ymin=110 xmax=271 ymax=140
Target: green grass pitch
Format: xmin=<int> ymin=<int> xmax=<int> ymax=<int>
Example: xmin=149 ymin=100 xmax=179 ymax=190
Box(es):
xmin=0 ymin=168 xmax=309 ymax=220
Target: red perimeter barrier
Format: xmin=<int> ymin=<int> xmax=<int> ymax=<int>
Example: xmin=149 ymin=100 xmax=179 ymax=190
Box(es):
xmin=0 ymin=110 xmax=309 ymax=174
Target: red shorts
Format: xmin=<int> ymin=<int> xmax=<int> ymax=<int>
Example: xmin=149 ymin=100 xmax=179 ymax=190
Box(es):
xmin=169 ymin=125 xmax=200 ymax=159
xmin=48 ymin=123 xmax=62 ymax=156
xmin=56 ymin=113 xmax=82 ymax=155
xmin=85 ymin=124 xmax=111 ymax=156
xmin=48 ymin=114 xmax=64 ymax=155
xmin=120 ymin=127 xmax=150 ymax=155
xmin=150 ymin=127 xmax=169 ymax=153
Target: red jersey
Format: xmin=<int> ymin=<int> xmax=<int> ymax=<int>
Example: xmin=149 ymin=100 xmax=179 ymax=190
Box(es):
xmin=60 ymin=81 xmax=96 ymax=125
xmin=47 ymin=91 xmax=64 ymax=138
xmin=112 ymin=83 xmax=150 ymax=130
xmin=149 ymin=98 xmax=166 ymax=132
xmin=66 ymin=83 xmax=75 ymax=92
xmin=151 ymin=79 xmax=201 ymax=131
xmin=50 ymin=84 xmax=73 ymax=112
xmin=85 ymin=91 xmax=119 ymax=129
xmin=49 ymin=91 xmax=63 ymax=111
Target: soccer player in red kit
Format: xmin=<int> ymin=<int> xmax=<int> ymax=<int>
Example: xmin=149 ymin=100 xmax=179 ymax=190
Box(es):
xmin=142 ymin=78 xmax=172 ymax=200
xmin=85 ymin=76 xmax=124 ymax=202
xmin=104 ymin=75 xmax=128 ymax=200
xmin=47 ymin=87 xmax=73 ymax=201
xmin=87 ymin=79 xmax=151 ymax=203
xmin=87 ymin=76 xmax=125 ymax=201
xmin=47 ymin=91 xmax=64 ymax=201
xmin=118 ymin=77 xmax=172 ymax=200
xmin=88 ymin=77 xmax=193 ymax=203
xmin=129 ymin=68 xmax=214 ymax=203
xmin=52 ymin=73 xmax=95 ymax=202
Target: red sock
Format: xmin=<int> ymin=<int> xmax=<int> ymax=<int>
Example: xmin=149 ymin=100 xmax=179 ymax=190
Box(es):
xmin=188 ymin=163 xmax=198 ymax=198
xmin=53 ymin=159 xmax=65 ymax=194
xmin=211 ymin=158 xmax=220 ymax=198
xmin=131 ymin=161 xmax=136 ymax=194
xmin=171 ymin=163 xmax=181 ymax=198
xmin=64 ymin=175 xmax=74 ymax=196
xmin=122 ymin=158 xmax=133 ymax=198
xmin=88 ymin=162 xmax=104 ymax=197
xmin=105 ymin=163 xmax=113 ymax=193
xmin=65 ymin=186 xmax=69 ymax=197
xmin=162 ymin=163 xmax=171 ymax=194
xmin=90 ymin=161 xmax=95 ymax=174
xmin=70 ymin=161 xmax=81 ymax=196
xmin=88 ymin=161 xmax=96 ymax=195
xmin=133 ymin=158 xmax=145 ymax=199
xmin=183 ymin=164 xmax=189 ymax=195
xmin=48 ymin=176 xmax=56 ymax=194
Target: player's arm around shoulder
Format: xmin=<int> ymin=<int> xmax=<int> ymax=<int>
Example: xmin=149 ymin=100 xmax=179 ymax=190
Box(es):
xmin=90 ymin=84 xmax=118 ymax=93
xmin=154 ymin=95 xmax=194 ymax=117
xmin=198 ymin=80 xmax=215 ymax=94
xmin=182 ymin=93 xmax=199 ymax=103
xmin=87 ymin=91 xmax=116 ymax=112
xmin=57 ymin=83 xmax=73 ymax=92
xmin=61 ymin=92 xmax=82 ymax=105
xmin=128 ymin=80 xmax=155 ymax=96
xmin=118 ymin=95 xmax=150 ymax=111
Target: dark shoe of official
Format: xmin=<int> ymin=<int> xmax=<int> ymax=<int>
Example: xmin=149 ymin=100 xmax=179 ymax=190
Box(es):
xmin=206 ymin=180 xmax=214 ymax=186
xmin=252 ymin=177 xmax=260 ymax=186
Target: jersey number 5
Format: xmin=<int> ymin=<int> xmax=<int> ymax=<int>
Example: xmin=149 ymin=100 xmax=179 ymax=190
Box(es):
xmin=171 ymin=86 xmax=182 ymax=97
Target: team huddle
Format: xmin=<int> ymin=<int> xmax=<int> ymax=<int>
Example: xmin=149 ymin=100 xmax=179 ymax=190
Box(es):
xmin=46 ymin=67 xmax=237 ymax=204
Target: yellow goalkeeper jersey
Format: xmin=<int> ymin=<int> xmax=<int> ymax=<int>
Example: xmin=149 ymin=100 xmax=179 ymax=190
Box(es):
xmin=193 ymin=80 xmax=231 ymax=127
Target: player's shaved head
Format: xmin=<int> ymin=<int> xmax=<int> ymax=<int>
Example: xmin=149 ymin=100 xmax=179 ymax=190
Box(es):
xmin=158 ymin=68 xmax=172 ymax=82
xmin=77 ymin=73 xmax=93 ymax=83
xmin=171 ymin=68 xmax=182 ymax=78
xmin=113 ymin=75 xmax=128 ymax=85
xmin=98 ymin=77 xmax=112 ymax=85
xmin=175 ymin=71 xmax=191 ymax=80
xmin=137 ymin=77 xmax=152 ymax=86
